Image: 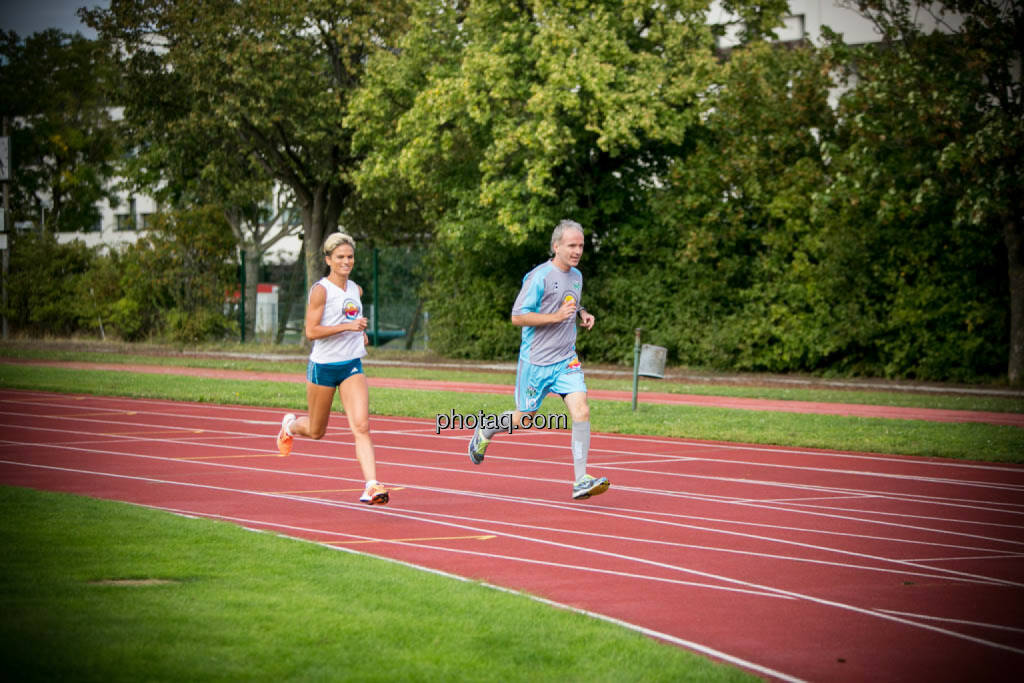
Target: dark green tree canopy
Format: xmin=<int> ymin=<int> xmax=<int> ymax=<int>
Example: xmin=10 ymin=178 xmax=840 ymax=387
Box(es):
xmin=0 ymin=29 xmax=121 ymax=233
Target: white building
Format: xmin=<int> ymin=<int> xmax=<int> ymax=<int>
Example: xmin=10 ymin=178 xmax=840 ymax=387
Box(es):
xmin=711 ymin=1 xmax=886 ymax=49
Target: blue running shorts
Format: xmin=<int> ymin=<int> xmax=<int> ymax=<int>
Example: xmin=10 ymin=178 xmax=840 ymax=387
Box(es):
xmin=515 ymin=355 xmax=586 ymax=413
xmin=307 ymin=358 xmax=364 ymax=387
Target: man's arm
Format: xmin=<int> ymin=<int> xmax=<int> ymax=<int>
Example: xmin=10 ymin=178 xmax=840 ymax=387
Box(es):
xmin=512 ymin=299 xmax=576 ymax=327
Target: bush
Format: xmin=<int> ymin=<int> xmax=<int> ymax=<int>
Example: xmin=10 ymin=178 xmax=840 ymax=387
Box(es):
xmin=5 ymin=231 xmax=98 ymax=336
xmin=4 ymin=205 xmax=239 ymax=345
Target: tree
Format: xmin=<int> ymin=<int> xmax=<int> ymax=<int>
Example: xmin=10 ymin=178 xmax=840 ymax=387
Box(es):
xmin=818 ymin=0 xmax=1021 ymax=381
xmin=83 ymin=0 xmax=412 ymax=301
xmin=112 ymin=206 xmax=238 ymax=343
xmin=0 ymin=29 xmax=121 ymax=233
xmin=627 ymin=41 xmax=837 ymax=371
xmin=349 ymin=0 xmax=787 ymax=358
xmin=4 ymin=231 xmax=98 ymax=335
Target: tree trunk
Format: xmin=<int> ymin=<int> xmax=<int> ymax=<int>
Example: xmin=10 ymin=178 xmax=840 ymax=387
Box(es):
xmin=298 ymin=183 xmax=348 ymax=337
xmin=243 ymin=243 xmax=259 ymax=341
xmin=1005 ymin=217 xmax=1024 ymax=386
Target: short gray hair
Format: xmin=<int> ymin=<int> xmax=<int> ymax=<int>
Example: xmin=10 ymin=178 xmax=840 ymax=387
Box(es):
xmin=550 ymin=219 xmax=583 ymax=252
xmin=323 ymin=231 xmax=356 ymax=255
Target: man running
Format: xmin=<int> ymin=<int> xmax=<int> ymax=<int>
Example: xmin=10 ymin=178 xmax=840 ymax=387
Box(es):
xmin=468 ymin=219 xmax=610 ymax=500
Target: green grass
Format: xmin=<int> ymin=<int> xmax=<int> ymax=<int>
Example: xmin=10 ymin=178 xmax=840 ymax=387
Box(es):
xmin=3 ymin=340 xmax=1023 ymax=412
xmin=1 ymin=363 xmax=1022 ymax=463
xmin=0 ymin=486 xmax=753 ymax=682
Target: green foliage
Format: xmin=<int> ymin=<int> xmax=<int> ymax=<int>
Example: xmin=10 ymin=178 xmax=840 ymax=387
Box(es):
xmin=813 ymin=17 xmax=1011 ymax=381
xmin=85 ymin=0 xmax=415 ymax=295
xmin=127 ymin=207 xmax=238 ymax=343
xmin=5 ymin=208 xmax=237 ymax=344
xmin=353 ymin=0 xmax=784 ymax=360
xmin=367 ymin=2 xmax=1017 ymax=383
xmin=5 ymin=232 xmax=98 ymax=335
xmin=418 ymin=237 xmax=536 ymax=359
xmin=0 ymin=29 xmax=121 ymax=232
xmin=4 ymin=0 xmax=1016 ymax=383
xmin=351 ymin=0 xmax=733 ymax=243
xmin=582 ymin=42 xmax=837 ymax=371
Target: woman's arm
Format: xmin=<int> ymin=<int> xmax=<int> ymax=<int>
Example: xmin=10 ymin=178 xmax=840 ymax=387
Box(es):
xmin=304 ymin=284 xmax=367 ymax=340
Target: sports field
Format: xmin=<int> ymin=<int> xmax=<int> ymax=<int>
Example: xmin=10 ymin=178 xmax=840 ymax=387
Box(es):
xmin=1 ymin=356 xmax=1022 ymax=681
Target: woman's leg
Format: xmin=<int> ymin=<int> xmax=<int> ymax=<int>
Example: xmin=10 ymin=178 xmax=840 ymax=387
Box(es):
xmin=289 ymin=382 xmax=337 ymax=439
xmin=338 ymin=373 xmax=376 ymax=482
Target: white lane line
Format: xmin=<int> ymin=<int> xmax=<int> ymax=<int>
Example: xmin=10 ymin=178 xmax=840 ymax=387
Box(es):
xmin=0 ymin=457 xmax=784 ymax=601
xmin=907 ymin=552 xmax=1024 ymax=563
xmin=6 ymin=414 xmax=1024 ymax=527
xmin=5 ymin=426 xmax=1024 ymax=557
xmin=874 ymin=609 xmax=1024 ymax=635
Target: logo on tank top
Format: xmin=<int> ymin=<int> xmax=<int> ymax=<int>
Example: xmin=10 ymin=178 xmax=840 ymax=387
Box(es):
xmin=342 ymin=299 xmax=360 ymax=320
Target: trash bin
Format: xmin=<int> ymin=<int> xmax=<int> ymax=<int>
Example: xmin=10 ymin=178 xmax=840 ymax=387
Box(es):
xmin=637 ymin=344 xmax=667 ymax=379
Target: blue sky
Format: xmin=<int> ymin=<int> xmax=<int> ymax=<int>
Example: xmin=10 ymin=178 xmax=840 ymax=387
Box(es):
xmin=0 ymin=1 xmax=108 ymax=39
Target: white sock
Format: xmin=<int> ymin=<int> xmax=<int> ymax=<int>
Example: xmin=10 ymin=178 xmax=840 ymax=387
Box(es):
xmin=571 ymin=420 xmax=590 ymax=481
xmin=482 ymin=410 xmax=515 ymax=440
xmin=283 ymin=414 xmax=296 ymax=436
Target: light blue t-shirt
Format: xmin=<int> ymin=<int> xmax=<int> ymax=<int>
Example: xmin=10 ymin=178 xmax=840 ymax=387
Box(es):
xmin=511 ymin=261 xmax=583 ymax=366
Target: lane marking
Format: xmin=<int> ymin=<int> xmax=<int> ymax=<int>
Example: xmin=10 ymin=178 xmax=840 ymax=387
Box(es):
xmin=875 ymin=609 xmax=1024 ymax=635
xmin=271 ymin=487 xmax=407 ymax=494
xmin=178 ymin=453 xmax=288 ymax=460
xmin=1 ymin=452 xmax=1019 ymax=589
xmin=329 ymin=535 xmax=497 ymax=545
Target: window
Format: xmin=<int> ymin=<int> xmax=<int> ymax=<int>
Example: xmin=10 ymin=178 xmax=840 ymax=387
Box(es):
xmin=115 ymin=213 xmax=136 ymax=231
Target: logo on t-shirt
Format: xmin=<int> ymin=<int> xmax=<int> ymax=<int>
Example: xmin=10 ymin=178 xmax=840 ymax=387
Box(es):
xmin=563 ymin=293 xmax=576 ymax=305
xmin=342 ymin=299 xmax=360 ymax=320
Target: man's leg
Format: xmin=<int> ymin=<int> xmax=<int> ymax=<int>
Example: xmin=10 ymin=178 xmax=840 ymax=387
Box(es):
xmin=468 ymin=409 xmax=534 ymax=464
xmin=469 ymin=359 xmax=547 ymax=465
xmin=563 ymin=391 xmax=590 ymax=481
xmin=563 ymin=391 xmax=609 ymax=500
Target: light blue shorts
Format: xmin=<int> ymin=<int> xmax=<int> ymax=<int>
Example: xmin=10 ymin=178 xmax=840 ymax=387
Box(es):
xmin=307 ymin=358 xmax=364 ymax=387
xmin=515 ymin=355 xmax=586 ymax=413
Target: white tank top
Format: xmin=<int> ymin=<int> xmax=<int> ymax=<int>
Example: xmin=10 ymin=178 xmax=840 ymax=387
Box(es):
xmin=308 ymin=277 xmax=367 ymax=364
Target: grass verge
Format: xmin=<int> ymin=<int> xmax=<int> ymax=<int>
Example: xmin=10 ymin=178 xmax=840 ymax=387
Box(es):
xmin=0 ymin=486 xmax=754 ymax=682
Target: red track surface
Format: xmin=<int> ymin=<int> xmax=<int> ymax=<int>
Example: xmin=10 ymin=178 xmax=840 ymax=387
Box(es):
xmin=2 ymin=388 xmax=1023 ymax=681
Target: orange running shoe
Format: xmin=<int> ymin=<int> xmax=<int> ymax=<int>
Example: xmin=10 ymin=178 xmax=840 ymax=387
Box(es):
xmin=359 ymin=481 xmax=389 ymax=505
xmin=276 ymin=413 xmax=295 ymax=456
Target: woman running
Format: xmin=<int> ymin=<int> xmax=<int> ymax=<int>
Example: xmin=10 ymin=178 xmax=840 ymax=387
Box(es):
xmin=276 ymin=232 xmax=388 ymax=505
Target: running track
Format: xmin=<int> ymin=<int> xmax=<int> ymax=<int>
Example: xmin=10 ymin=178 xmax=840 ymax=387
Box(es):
xmin=1 ymin=388 xmax=1023 ymax=681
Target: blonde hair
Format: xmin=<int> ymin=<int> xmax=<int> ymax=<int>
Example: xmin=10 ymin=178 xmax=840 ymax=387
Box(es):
xmin=323 ymin=232 xmax=355 ymax=255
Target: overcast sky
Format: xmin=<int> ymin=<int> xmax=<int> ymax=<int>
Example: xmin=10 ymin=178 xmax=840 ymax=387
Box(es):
xmin=0 ymin=1 xmax=108 ymax=39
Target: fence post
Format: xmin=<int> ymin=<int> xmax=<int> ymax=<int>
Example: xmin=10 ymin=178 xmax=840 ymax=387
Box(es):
xmin=632 ymin=328 xmax=642 ymax=411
